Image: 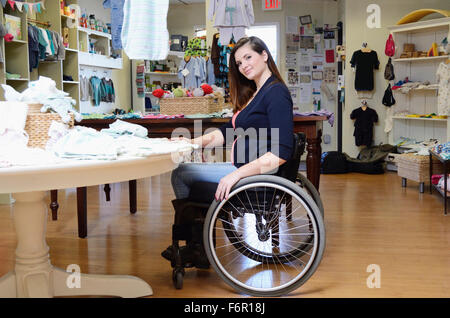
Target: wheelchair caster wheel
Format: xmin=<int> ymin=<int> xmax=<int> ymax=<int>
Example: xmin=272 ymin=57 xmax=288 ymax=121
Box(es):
xmin=173 ymin=269 xmax=184 ymax=289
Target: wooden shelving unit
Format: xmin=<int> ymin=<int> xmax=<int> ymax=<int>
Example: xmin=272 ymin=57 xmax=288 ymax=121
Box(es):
xmin=132 ymin=51 xmax=184 ymax=113
xmin=387 ymin=17 xmax=450 ymax=146
xmin=0 ymin=0 xmax=123 ymax=112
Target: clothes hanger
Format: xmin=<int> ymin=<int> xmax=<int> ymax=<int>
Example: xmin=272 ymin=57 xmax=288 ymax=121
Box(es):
xmin=184 ymin=55 xmax=191 ymax=62
xmin=361 ymin=99 xmax=368 ymax=110
xmin=361 ymin=42 xmax=371 ymax=53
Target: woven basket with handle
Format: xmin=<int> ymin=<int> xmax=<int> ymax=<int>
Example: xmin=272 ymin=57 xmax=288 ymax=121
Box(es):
xmin=159 ymin=96 xmax=224 ymax=115
xmin=24 ymin=103 xmax=74 ymax=149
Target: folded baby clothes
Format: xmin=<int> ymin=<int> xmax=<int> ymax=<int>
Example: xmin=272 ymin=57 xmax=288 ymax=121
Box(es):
xmin=100 ymin=119 xmax=148 ymax=138
xmin=52 ymin=126 xmax=119 ymax=160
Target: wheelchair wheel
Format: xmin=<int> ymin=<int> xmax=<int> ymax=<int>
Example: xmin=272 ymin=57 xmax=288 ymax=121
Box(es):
xmin=295 ymin=172 xmax=324 ymax=218
xmin=203 ymin=175 xmax=325 ymax=297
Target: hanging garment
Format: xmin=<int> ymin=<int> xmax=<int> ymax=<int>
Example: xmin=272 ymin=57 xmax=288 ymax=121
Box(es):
xmin=382 ymin=84 xmax=396 ymax=107
xmin=205 ymin=58 xmax=216 ymax=86
xmin=103 ymin=0 xmax=125 ymax=50
xmin=80 ymin=76 xmax=90 ymax=101
xmin=89 ymin=76 xmax=107 ymax=107
xmin=208 ymin=0 xmax=254 ymax=28
xmin=45 ymin=29 xmax=55 ymax=56
xmin=39 ymin=27 xmax=52 ymax=56
xmin=384 ymin=57 xmax=395 ymax=80
xmin=101 ymin=78 xmax=116 ymax=103
xmin=211 ymin=33 xmax=221 ymax=77
xmin=208 ymin=0 xmax=254 ymax=44
xmin=436 ymin=62 xmax=450 ymax=116
xmin=0 ymin=23 xmax=6 ymax=63
xmin=385 ymin=34 xmax=395 ymax=57
xmin=178 ymin=57 xmax=201 ymax=90
xmin=215 ymin=42 xmax=232 ymax=88
xmin=121 ymin=0 xmax=169 ymax=60
xmin=350 ymin=50 xmax=380 ymax=91
xmin=219 ymin=26 xmax=246 ymax=45
xmin=194 ymin=57 xmax=206 ymax=87
xmin=350 ymin=106 xmax=378 ymax=147
xmin=52 ymin=31 xmax=65 ymax=60
xmin=36 ymin=28 xmax=48 ymax=60
xmin=28 ymin=25 xmax=40 ymax=71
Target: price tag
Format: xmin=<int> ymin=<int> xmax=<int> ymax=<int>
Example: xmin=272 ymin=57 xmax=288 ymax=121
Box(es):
xmin=181 ymin=68 xmax=190 ymax=77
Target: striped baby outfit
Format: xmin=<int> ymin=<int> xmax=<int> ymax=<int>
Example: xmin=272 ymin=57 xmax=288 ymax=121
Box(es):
xmin=121 ymin=0 xmax=169 ymax=60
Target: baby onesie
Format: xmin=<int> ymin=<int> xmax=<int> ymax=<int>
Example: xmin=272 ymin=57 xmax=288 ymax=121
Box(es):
xmin=208 ymin=0 xmax=254 ymax=44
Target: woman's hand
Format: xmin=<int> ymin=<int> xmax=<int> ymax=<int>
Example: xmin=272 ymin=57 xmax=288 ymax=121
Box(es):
xmin=215 ymin=170 xmax=241 ymax=201
xmin=170 ymin=136 xmax=192 ymax=144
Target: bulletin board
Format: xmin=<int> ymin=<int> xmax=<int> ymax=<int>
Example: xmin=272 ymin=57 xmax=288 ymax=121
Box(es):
xmin=285 ymin=16 xmax=338 ymax=111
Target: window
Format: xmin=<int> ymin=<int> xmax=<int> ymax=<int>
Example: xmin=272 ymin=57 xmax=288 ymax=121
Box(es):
xmin=245 ymin=23 xmax=279 ymax=66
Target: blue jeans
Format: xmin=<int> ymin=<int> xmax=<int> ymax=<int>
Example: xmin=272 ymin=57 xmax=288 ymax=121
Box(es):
xmin=171 ymin=162 xmax=237 ymax=199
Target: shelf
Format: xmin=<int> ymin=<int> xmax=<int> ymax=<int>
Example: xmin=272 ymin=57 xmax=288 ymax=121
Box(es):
xmin=146 ymin=72 xmax=178 ymax=76
xmin=78 ymin=27 xmax=111 ymax=40
xmin=168 ymin=51 xmax=185 ymax=58
xmin=392 ymin=116 xmax=447 ymax=122
xmin=65 ymin=48 xmax=78 ymax=53
xmin=393 ymin=55 xmax=449 ymax=62
xmin=388 ymin=17 xmax=450 ymax=34
xmin=78 ymin=51 xmax=122 ymax=69
xmin=61 ymin=14 xmax=76 ymax=20
xmin=6 ymin=78 xmax=28 ymax=81
xmin=392 ymin=86 xmax=439 ymax=93
xmin=5 ymin=39 xmax=27 ymax=45
xmin=63 ymin=81 xmax=79 ymax=84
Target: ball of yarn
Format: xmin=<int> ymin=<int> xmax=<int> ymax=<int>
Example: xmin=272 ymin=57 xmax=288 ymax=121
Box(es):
xmin=152 ymin=88 xmax=166 ymax=98
xmin=200 ymin=84 xmax=213 ymax=95
xmin=173 ymin=87 xmax=185 ymax=98
xmin=193 ymin=88 xmax=204 ymax=97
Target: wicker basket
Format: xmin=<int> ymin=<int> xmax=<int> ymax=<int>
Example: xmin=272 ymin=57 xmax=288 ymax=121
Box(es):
xmin=24 ymin=104 xmax=74 ymax=149
xmin=396 ymin=153 xmax=443 ymax=183
xmin=159 ymin=96 xmax=224 ymax=115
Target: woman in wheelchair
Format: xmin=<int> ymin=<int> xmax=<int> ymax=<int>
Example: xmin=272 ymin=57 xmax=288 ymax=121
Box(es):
xmin=172 ymin=36 xmax=294 ymax=201
xmin=165 ymin=36 xmax=325 ymax=296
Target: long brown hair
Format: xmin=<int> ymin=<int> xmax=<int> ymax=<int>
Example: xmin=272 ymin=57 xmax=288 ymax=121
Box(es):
xmin=228 ymin=36 xmax=285 ymax=112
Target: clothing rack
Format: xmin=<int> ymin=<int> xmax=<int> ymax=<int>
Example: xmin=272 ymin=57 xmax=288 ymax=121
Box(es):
xmin=27 ymin=18 xmax=51 ymax=28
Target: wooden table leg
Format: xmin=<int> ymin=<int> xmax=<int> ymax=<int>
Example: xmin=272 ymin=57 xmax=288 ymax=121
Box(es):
xmin=104 ymin=184 xmax=111 ymax=201
xmin=50 ymin=190 xmax=58 ymax=221
xmin=77 ymin=187 xmax=87 ymax=238
xmin=306 ymin=129 xmax=322 ymax=191
xmin=129 ymin=180 xmax=137 ymax=214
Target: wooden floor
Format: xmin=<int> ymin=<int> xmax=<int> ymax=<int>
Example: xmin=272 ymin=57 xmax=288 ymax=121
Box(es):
xmin=0 ymin=171 xmax=449 ymax=298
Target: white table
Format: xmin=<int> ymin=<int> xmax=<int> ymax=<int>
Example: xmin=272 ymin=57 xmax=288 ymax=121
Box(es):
xmin=0 ymin=153 xmax=180 ymax=298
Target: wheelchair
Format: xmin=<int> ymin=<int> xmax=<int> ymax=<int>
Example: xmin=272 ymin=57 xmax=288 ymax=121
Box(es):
xmin=162 ymin=132 xmax=325 ymax=297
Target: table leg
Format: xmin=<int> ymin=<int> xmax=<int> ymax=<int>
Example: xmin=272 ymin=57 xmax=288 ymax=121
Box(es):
xmin=50 ymin=190 xmax=58 ymax=221
xmin=104 ymin=184 xmax=111 ymax=201
xmin=77 ymin=187 xmax=87 ymax=238
xmin=306 ymin=130 xmax=322 ymax=191
xmin=129 ymin=180 xmax=137 ymax=214
xmin=0 ymin=191 xmax=153 ymax=298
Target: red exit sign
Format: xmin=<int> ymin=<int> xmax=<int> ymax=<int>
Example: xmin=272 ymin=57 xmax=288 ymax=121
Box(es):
xmin=263 ymin=0 xmax=282 ymax=11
